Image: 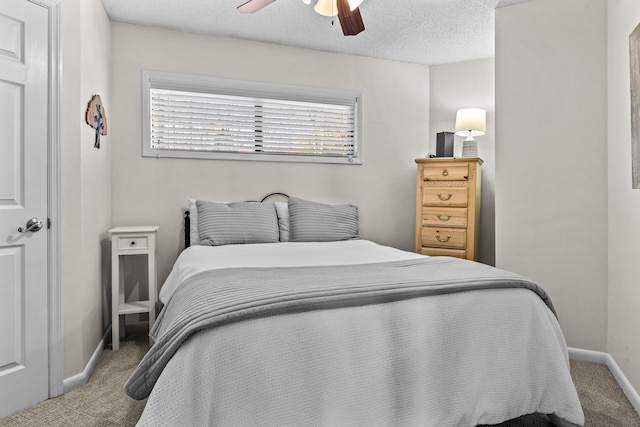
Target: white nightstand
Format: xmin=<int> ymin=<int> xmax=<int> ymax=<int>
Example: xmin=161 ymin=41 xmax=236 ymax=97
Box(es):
xmin=109 ymin=226 xmax=159 ymax=350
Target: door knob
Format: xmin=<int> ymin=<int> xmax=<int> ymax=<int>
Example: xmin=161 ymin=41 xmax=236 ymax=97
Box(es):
xmin=18 ymin=217 xmax=44 ymax=233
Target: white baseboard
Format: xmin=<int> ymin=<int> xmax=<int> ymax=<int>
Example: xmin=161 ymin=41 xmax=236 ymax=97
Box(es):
xmin=568 ymin=347 xmax=609 ymax=364
xmin=62 ymin=326 xmax=110 ymax=393
xmin=569 ymin=347 xmax=640 ymax=416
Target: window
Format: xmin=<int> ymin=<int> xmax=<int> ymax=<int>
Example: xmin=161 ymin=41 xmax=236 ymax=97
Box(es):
xmin=142 ymin=70 xmax=362 ymax=164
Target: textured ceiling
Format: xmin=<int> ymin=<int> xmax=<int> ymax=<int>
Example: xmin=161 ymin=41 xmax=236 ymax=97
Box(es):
xmin=100 ymin=0 xmax=530 ymax=66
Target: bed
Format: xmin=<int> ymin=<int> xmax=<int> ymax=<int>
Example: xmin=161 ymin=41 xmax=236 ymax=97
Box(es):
xmin=126 ymin=196 xmax=584 ymax=427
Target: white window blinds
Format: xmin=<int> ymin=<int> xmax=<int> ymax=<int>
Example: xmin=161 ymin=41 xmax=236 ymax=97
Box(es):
xmin=142 ymin=71 xmax=362 ymax=164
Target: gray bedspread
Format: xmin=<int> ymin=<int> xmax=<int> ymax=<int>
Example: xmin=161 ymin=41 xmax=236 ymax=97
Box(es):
xmin=126 ymin=256 xmax=553 ymax=400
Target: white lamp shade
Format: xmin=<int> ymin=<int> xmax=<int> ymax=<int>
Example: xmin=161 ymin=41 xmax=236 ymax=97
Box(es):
xmin=314 ymin=0 xmax=338 ymax=16
xmin=454 ymin=108 xmax=486 ymax=137
xmin=300 ymin=0 xmax=312 ymax=4
xmin=313 ymin=0 xmax=363 ymax=15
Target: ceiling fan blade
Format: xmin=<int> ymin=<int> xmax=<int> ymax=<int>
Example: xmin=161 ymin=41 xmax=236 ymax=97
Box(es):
xmin=337 ymin=0 xmax=365 ymax=36
xmin=237 ymin=0 xmax=275 ymax=13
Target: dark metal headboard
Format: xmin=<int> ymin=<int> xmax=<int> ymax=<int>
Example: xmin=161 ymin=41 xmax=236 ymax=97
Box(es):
xmin=184 ymin=210 xmax=191 ymax=248
xmin=184 ymin=193 xmax=289 ymax=249
xmin=258 ymin=192 xmax=290 ymax=203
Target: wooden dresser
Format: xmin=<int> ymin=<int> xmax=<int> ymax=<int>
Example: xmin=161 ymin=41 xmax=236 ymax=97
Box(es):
xmin=415 ymin=157 xmax=482 ymax=260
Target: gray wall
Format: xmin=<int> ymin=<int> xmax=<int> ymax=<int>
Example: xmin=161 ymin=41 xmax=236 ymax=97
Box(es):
xmin=495 ymin=0 xmax=608 ymax=352
xmin=61 ymin=0 xmax=112 ymax=378
xmin=607 ymin=0 xmax=640 ymax=394
xmin=429 ymin=58 xmax=495 ymax=266
xmin=109 ymin=23 xmax=431 ymax=286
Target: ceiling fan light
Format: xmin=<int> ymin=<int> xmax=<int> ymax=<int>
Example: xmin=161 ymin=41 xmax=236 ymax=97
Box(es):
xmin=314 ymin=0 xmax=338 ymax=16
xmin=347 ymin=0 xmax=364 ymax=10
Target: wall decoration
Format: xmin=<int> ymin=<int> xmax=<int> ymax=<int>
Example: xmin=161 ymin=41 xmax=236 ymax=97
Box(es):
xmin=86 ymin=94 xmax=108 ymax=149
xmin=630 ymin=23 xmax=640 ymax=188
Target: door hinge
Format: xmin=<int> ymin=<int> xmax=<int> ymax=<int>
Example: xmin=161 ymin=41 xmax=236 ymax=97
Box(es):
xmin=47 ymin=218 xmax=51 ymax=229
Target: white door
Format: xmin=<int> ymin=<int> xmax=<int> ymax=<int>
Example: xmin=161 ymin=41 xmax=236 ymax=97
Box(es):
xmin=0 ymin=0 xmax=50 ymax=417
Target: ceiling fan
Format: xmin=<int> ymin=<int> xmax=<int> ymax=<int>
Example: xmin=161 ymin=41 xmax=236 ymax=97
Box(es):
xmin=237 ymin=0 xmax=365 ymax=36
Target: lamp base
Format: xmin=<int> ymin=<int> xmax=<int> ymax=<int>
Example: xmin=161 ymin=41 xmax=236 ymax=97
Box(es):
xmin=461 ymin=140 xmax=478 ymax=157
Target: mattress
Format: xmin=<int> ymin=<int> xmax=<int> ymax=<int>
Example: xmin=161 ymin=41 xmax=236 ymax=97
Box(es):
xmin=159 ymin=240 xmax=425 ymax=304
xmin=132 ymin=240 xmax=584 ymax=426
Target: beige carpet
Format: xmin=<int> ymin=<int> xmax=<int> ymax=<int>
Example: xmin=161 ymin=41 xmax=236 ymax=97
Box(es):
xmin=0 ymin=334 xmax=148 ymax=427
xmin=571 ymin=360 xmax=640 ymax=427
xmin=1 ymin=334 xmax=639 ymax=426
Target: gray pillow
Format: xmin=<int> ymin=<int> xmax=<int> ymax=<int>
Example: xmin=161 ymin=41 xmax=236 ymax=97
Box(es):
xmin=289 ymin=197 xmax=359 ymax=242
xmin=196 ymin=201 xmax=279 ymax=246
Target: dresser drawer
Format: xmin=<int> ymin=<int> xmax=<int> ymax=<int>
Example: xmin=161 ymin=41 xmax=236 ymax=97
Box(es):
xmin=415 ymin=158 xmax=481 ymax=261
xmin=423 ymin=186 xmax=468 ymax=207
xmin=420 ymin=247 xmax=467 ymax=259
xmin=422 ymin=227 xmax=467 ymax=249
xmin=422 ymin=207 xmax=468 ymax=228
xmin=117 ymin=236 xmax=149 ymax=251
xmin=423 ymin=164 xmax=469 ymax=181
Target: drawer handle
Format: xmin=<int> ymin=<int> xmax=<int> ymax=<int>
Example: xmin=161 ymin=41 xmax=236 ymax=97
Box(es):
xmin=436 ymin=233 xmax=451 ymax=243
xmin=130 ymin=241 xmax=136 ymax=246
xmin=442 ymin=169 xmax=449 ymax=176
xmin=437 ymin=193 xmax=453 ymax=201
xmin=436 ymin=214 xmax=451 ymax=221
